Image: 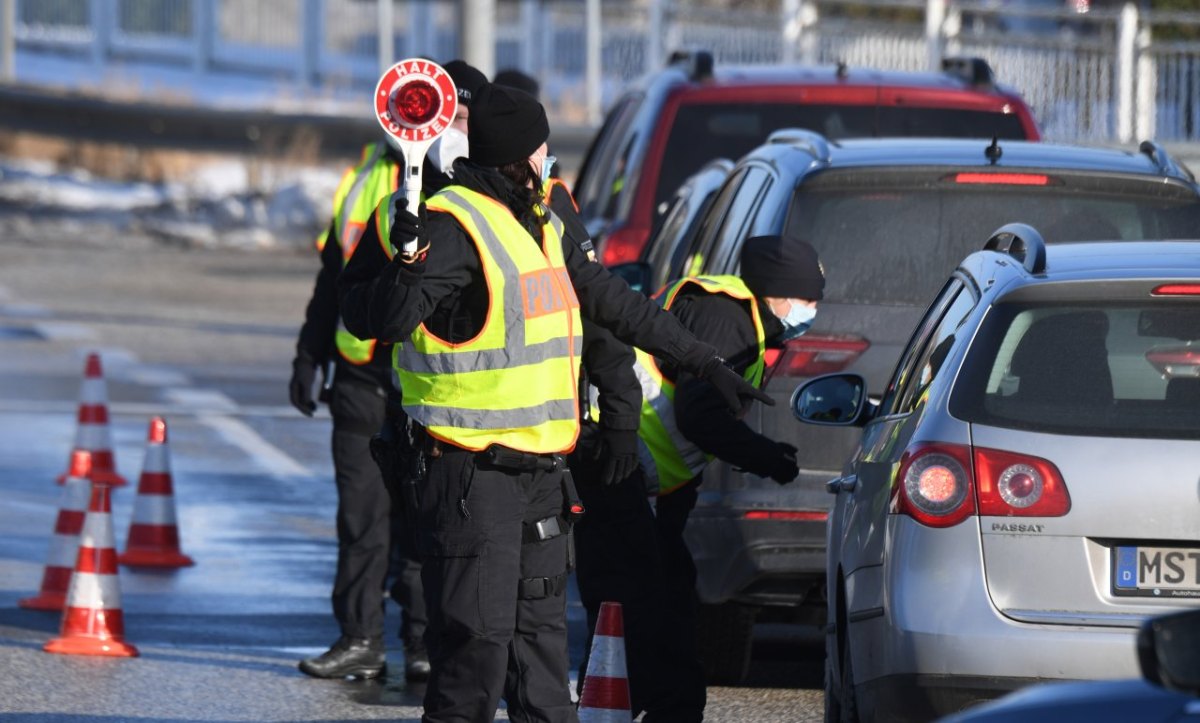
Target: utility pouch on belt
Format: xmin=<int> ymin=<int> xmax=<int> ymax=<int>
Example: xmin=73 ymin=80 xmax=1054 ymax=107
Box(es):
xmin=370 ymin=417 xmax=426 ymax=535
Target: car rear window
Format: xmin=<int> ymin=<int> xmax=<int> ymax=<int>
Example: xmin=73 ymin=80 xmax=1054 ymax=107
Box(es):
xmin=950 ymin=302 xmax=1200 ymax=439
xmin=784 ymin=170 xmax=1200 ymax=306
xmin=653 ymin=103 xmax=1027 ymax=220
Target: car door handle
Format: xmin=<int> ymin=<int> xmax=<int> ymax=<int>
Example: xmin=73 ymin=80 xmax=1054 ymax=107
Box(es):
xmin=825 ymin=475 xmax=858 ymax=494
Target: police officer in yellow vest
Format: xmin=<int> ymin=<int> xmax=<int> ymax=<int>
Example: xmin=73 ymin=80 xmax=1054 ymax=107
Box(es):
xmin=337 ymin=83 xmax=770 ymax=723
xmin=288 ymin=60 xmax=486 ymax=681
xmin=630 ymin=234 xmax=825 ymax=721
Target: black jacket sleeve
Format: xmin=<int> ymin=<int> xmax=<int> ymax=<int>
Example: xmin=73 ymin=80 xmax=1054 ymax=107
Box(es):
xmin=294 ymin=222 xmax=342 ymax=364
xmin=548 ymin=185 xmax=642 ymax=432
xmin=668 ymin=293 xmax=782 ymax=476
xmin=561 ymin=236 xmax=707 ymax=370
xmin=338 ymin=207 xmax=479 ymax=344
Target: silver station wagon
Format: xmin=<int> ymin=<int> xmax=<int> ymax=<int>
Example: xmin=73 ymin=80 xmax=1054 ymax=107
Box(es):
xmin=792 ymin=226 xmax=1200 ymax=722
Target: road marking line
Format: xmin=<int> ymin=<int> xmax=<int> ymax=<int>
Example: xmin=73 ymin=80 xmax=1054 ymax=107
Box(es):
xmin=166 ymin=388 xmax=238 ymax=413
xmin=197 ymin=413 xmax=314 ymax=478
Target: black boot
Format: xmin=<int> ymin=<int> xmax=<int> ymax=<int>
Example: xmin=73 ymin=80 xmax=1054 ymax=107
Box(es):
xmin=299 ymin=635 xmax=386 ymax=679
xmin=403 ymin=639 xmax=431 ymax=681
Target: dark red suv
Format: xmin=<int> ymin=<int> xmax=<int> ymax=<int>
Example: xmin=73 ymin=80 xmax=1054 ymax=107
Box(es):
xmin=572 ymin=53 xmax=1041 ymax=266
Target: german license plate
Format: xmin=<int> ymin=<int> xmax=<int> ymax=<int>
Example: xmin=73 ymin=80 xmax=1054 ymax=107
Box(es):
xmin=1113 ymin=546 xmax=1200 ymax=598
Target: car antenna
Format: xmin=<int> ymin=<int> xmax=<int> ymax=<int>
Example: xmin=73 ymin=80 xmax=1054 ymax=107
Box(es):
xmin=985 ymin=136 xmax=1002 ymax=164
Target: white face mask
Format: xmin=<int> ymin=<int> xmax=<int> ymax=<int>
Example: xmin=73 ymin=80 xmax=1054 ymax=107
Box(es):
xmin=531 ymin=152 xmax=556 ymax=186
xmin=774 ymin=300 xmax=818 ymax=342
xmin=428 ymin=127 xmax=469 ymax=175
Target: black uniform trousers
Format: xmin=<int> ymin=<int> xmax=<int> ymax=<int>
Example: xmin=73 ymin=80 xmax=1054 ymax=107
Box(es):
xmin=573 ymin=456 xmax=707 ymax=723
xmin=329 ymin=377 xmax=425 ymax=644
xmin=418 ymin=446 xmax=576 ymax=723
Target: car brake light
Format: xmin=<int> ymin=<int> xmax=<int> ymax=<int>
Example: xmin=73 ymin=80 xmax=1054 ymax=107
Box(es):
xmin=953 ymin=173 xmax=1050 ymax=186
xmin=1152 ymin=284 xmax=1200 ymax=296
xmin=1145 ymin=346 xmax=1200 ymax=377
xmin=763 ymin=334 xmax=869 ymax=379
xmin=890 ymin=442 xmax=975 ymax=528
xmin=742 ymin=510 xmax=828 ymax=522
xmin=974 ymin=447 xmax=1070 ymax=517
xmin=600 ymin=226 xmax=648 ymax=266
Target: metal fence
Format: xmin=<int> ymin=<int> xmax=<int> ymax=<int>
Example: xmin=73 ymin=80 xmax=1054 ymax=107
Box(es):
xmin=6 ymin=0 xmax=1200 ymax=144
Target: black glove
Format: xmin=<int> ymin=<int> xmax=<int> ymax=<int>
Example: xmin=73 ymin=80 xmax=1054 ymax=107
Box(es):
xmin=768 ymin=442 xmax=799 ymax=485
xmin=288 ymin=354 xmax=318 ymax=417
xmin=699 ymin=355 xmax=775 ymax=415
xmin=593 ymin=426 xmax=640 ymax=487
xmin=389 ymin=195 xmax=427 ymax=252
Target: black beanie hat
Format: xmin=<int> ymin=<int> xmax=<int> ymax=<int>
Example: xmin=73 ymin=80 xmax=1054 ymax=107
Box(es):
xmin=493 ymin=68 xmax=541 ymax=99
xmin=467 ymin=83 xmax=550 ymax=167
xmin=740 ymin=235 xmax=825 ymax=300
xmin=442 ymin=59 xmax=487 ymax=106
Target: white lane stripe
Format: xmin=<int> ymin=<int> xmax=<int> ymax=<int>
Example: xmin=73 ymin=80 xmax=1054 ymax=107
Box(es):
xmin=36 ymin=322 xmax=96 ymax=341
xmin=584 ymin=635 xmax=628 ymax=678
xmin=166 ymin=389 xmax=238 ymax=413
xmin=67 ymin=571 xmax=123 ymax=608
xmin=198 ymin=414 xmax=314 ymax=478
xmin=0 ymin=399 xmax=318 ymax=419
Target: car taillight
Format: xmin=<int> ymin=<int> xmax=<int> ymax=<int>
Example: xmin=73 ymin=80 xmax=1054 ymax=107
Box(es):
xmin=1152 ymin=284 xmax=1200 ymax=296
xmin=974 ymin=447 xmax=1070 ymax=517
xmin=890 ymin=442 xmax=975 ymax=528
xmin=600 ymin=226 xmax=648 ymax=266
xmin=952 ymin=173 xmax=1051 ymax=186
xmin=1145 ymin=346 xmax=1200 ymax=377
xmin=763 ymin=334 xmax=869 ymax=379
xmin=742 ymin=510 xmax=828 ymax=522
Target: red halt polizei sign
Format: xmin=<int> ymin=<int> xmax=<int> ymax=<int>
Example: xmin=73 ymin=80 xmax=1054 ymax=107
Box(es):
xmin=374 ymin=58 xmax=458 ymax=254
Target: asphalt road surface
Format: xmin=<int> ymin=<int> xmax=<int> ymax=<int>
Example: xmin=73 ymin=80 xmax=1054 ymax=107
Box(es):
xmin=0 ymin=225 xmax=824 ymax=722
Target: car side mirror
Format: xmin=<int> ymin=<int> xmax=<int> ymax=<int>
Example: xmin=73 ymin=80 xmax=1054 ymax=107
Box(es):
xmin=609 ymin=261 xmax=653 ymax=296
xmin=791 ymin=373 xmax=869 ymax=426
xmin=1137 ymin=608 xmax=1200 ymax=697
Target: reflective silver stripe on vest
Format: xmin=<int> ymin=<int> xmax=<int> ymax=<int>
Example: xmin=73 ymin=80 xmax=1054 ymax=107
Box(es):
xmin=339 ymin=143 xmax=386 ymax=252
xmin=406 ymin=398 xmax=579 ymax=430
xmin=400 ymin=335 xmax=584 ymax=375
xmin=633 ymin=358 xmax=708 ymax=485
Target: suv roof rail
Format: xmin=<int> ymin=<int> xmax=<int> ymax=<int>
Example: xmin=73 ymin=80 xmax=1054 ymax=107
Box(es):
xmin=942 ymin=56 xmax=995 ymax=87
xmin=766 ymin=128 xmax=831 ymax=163
xmin=1138 ymin=140 xmax=1191 ymax=180
xmin=983 ymin=223 xmax=1046 ymax=274
xmin=666 ymin=49 xmax=714 ymax=82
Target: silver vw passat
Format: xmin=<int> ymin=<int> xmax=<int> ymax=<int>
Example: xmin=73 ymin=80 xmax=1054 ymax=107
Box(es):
xmin=793 ymin=225 xmax=1200 ymax=722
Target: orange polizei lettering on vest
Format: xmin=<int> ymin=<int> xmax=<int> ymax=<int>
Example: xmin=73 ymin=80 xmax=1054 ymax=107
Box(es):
xmin=521 ymin=269 xmax=568 ymax=318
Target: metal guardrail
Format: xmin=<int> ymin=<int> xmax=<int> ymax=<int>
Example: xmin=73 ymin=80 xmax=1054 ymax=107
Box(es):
xmin=0 ymin=83 xmax=596 ymax=171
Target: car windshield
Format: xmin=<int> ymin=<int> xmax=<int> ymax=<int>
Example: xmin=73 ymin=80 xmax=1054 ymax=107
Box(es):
xmin=784 ymin=170 xmax=1200 ymax=306
xmin=950 ymin=302 xmax=1200 ymax=439
xmin=654 ymin=103 xmax=1028 ymax=218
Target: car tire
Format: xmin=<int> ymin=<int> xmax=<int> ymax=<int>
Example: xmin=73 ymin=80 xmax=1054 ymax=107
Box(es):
xmin=696 ymin=602 xmax=756 ymax=685
xmin=837 ymin=640 xmax=861 ymax=723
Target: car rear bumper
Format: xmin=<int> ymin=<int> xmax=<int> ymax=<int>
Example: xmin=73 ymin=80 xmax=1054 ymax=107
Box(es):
xmin=860 ymin=673 xmax=1045 ymax=722
xmin=848 ymin=518 xmax=1141 ymax=718
xmin=684 ymin=509 xmax=826 ymax=606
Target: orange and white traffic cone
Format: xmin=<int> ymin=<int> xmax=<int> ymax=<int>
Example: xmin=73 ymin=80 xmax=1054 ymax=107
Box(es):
xmin=578 ymin=601 xmax=632 ymax=723
xmin=58 ymin=353 xmax=126 ymax=487
xmin=119 ymin=417 xmax=193 ymax=568
xmin=20 ymin=450 xmax=93 ymax=611
xmin=44 ymin=477 xmax=138 ymax=657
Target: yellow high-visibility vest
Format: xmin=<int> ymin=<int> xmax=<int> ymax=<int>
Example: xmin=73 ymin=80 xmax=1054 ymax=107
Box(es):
xmin=635 ymin=275 xmax=766 ymax=496
xmin=384 ymin=186 xmax=584 ymax=454
xmin=318 ymin=143 xmax=400 ymax=365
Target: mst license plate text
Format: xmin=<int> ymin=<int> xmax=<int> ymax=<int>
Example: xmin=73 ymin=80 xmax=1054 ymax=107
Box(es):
xmin=1114 ymin=546 xmax=1200 ymax=598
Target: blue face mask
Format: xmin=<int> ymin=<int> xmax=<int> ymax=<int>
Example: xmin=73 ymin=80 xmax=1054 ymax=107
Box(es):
xmin=775 ymin=300 xmax=817 ymax=342
xmin=539 ymin=154 xmax=557 ymax=185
